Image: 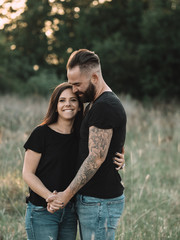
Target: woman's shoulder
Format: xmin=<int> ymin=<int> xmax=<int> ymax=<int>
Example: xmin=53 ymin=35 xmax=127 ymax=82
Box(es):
xmin=24 ymin=125 xmax=48 ymax=152
xmin=31 ymin=124 xmax=48 ymax=135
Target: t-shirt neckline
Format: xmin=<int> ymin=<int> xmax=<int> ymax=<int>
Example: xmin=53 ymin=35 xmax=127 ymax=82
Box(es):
xmin=93 ymin=91 xmax=113 ymax=104
xmin=46 ymin=125 xmax=73 ymax=136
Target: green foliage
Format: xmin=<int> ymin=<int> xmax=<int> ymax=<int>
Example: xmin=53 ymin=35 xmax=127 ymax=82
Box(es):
xmin=1 ymin=0 xmax=180 ymax=100
xmin=24 ymin=69 xmax=64 ymax=96
xmin=138 ymin=7 xmax=180 ymax=99
xmin=8 ymin=0 xmax=51 ymax=66
xmin=74 ymin=0 xmax=143 ymax=96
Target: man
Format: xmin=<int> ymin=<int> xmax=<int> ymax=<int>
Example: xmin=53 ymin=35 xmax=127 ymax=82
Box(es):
xmin=47 ymin=49 xmax=127 ymax=240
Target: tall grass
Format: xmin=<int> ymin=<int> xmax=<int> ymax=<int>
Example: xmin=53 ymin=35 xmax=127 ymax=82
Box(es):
xmin=0 ymin=94 xmax=179 ymax=240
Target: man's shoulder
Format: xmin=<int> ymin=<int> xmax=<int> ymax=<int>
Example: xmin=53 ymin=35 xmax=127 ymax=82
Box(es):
xmin=94 ymin=92 xmax=123 ymax=110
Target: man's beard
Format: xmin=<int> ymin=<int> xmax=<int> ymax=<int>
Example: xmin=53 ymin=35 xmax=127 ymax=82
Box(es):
xmin=78 ymin=82 xmax=96 ymax=103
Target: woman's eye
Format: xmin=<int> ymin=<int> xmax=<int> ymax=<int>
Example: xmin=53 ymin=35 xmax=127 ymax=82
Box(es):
xmin=71 ymin=99 xmax=77 ymax=102
xmin=59 ymin=99 xmax=65 ymax=102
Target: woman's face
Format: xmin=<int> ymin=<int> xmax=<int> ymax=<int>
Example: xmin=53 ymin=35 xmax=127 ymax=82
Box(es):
xmin=57 ymin=88 xmax=80 ymax=121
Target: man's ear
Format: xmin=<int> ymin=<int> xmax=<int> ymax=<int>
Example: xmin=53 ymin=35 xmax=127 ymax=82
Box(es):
xmin=91 ymin=72 xmax=98 ymax=84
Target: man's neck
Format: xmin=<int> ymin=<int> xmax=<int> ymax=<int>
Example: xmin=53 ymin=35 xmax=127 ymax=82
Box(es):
xmin=93 ymin=83 xmax=112 ymax=102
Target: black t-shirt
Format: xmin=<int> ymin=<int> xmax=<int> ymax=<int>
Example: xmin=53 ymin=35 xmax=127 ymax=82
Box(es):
xmin=24 ymin=124 xmax=78 ymax=207
xmin=77 ymin=91 xmax=127 ymax=198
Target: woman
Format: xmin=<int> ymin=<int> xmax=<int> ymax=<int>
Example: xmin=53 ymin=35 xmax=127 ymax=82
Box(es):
xmin=22 ymin=82 xmax=124 ymax=240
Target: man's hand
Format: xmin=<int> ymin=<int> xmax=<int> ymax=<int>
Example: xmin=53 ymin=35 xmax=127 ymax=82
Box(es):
xmin=46 ymin=191 xmax=69 ymax=212
xmin=50 ymin=127 xmax=113 ymax=205
xmin=113 ymin=147 xmax=125 ymax=170
xmin=46 ymin=190 xmax=64 ymax=213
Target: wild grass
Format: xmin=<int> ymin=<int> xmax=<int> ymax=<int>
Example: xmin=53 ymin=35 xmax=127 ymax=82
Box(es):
xmin=0 ymin=94 xmax=179 ymax=240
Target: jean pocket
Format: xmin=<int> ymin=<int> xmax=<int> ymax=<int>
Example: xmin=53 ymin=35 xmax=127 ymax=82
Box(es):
xmin=107 ymin=196 xmax=125 ymax=229
xmin=80 ymin=195 xmax=101 ymax=206
xmin=32 ymin=205 xmax=47 ymax=212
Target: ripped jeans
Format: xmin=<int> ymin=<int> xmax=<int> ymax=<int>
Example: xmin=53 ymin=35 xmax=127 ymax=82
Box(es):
xmin=76 ymin=194 xmax=125 ymax=240
xmin=25 ymin=201 xmax=77 ymax=240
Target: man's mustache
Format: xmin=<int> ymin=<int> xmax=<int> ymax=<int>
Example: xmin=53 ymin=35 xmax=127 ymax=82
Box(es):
xmin=77 ymin=92 xmax=84 ymax=95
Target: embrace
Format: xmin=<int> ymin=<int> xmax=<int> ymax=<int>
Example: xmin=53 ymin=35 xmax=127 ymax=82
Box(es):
xmin=22 ymin=49 xmax=127 ymax=240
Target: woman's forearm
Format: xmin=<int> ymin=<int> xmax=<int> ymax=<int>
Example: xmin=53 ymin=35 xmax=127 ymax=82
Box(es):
xmin=23 ymin=172 xmax=52 ymax=200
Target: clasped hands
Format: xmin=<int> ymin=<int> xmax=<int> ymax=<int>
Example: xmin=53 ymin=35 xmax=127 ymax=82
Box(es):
xmin=46 ymin=190 xmax=68 ymax=213
xmin=46 ymin=149 xmax=125 ymax=213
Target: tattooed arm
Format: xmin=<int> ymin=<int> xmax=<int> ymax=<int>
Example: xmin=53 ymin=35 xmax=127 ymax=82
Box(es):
xmin=68 ymin=126 xmax=113 ymax=196
xmin=46 ymin=126 xmax=113 ymax=210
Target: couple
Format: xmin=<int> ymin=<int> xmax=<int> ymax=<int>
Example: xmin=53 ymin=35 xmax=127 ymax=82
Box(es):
xmin=23 ymin=49 xmax=127 ymax=240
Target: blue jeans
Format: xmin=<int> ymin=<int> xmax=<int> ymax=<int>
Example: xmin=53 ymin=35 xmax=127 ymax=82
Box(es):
xmin=25 ymin=201 xmax=77 ymax=240
xmin=76 ymin=194 xmax=125 ymax=240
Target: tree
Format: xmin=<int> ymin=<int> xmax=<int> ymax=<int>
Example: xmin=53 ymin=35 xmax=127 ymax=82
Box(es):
xmin=1 ymin=0 xmax=180 ymax=99
xmin=138 ymin=3 xmax=180 ymax=99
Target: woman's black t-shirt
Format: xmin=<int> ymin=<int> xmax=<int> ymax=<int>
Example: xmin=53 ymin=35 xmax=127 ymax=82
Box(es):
xmin=24 ymin=124 xmax=78 ymax=207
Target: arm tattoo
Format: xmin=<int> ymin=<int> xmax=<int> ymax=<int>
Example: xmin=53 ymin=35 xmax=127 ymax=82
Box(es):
xmin=69 ymin=126 xmax=113 ymax=196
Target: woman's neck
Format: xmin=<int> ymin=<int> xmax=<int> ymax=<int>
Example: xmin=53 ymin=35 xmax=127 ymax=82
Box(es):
xmin=49 ymin=118 xmax=74 ymax=134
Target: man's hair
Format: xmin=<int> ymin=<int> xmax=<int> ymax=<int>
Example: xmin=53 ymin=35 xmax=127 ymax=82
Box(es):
xmin=66 ymin=49 xmax=100 ymax=73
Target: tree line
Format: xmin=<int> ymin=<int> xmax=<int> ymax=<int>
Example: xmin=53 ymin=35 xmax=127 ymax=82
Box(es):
xmin=0 ymin=0 xmax=180 ymax=100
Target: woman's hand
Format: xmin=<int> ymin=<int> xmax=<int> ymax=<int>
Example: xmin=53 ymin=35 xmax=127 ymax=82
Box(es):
xmin=47 ymin=191 xmax=67 ymax=213
xmin=113 ymin=147 xmax=125 ymax=170
xmin=47 ymin=191 xmax=59 ymax=213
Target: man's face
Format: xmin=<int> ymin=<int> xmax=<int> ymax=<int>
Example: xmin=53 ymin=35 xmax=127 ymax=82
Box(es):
xmin=67 ymin=66 xmax=96 ymax=103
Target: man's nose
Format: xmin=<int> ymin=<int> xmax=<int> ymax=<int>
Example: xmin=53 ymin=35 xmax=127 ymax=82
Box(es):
xmin=72 ymin=86 xmax=78 ymax=93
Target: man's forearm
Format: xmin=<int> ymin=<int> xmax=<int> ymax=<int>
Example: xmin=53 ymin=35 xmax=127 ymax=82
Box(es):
xmin=66 ymin=154 xmax=101 ymax=198
xmin=46 ymin=158 xmax=99 ymax=209
xmin=64 ymin=127 xmax=113 ymax=199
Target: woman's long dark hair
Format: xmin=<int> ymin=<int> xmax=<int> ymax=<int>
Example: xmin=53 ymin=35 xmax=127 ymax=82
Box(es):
xmin=40 ymin=82 xmax=83 ymax=136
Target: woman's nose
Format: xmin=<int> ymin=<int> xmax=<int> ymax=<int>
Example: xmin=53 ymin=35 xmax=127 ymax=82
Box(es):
xmin=65 ymin=101 xmax=71 ymax=106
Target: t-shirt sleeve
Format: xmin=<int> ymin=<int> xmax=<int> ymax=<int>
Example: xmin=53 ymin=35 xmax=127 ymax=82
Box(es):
xmin=24 ymin=126 xmax=45 ymax=153
xmin=88 ymin=102 xmax=123 ymax=129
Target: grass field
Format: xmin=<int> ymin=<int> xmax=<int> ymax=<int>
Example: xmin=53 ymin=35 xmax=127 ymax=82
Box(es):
xmin=0 ymin=94 xmax=179 ymax=240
